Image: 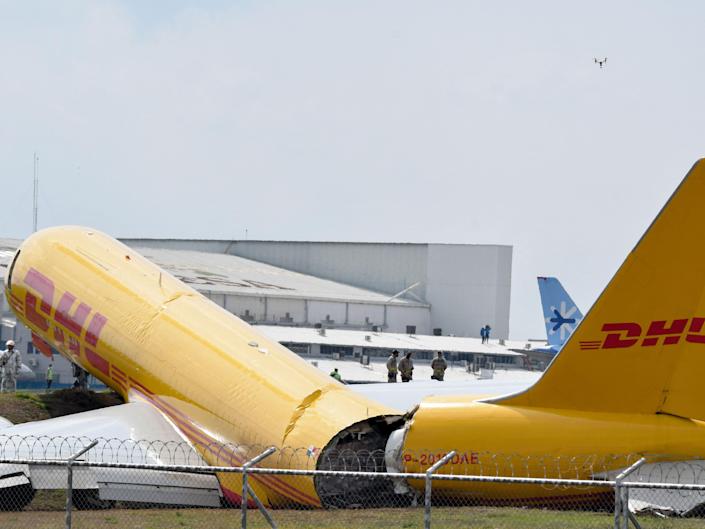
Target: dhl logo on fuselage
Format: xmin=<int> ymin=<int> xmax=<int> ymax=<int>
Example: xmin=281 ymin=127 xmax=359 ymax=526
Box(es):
xmin=9 ymin=267 xmax=112 ymax=380
xmin=580 ymin=318 xmax=705 ymax=350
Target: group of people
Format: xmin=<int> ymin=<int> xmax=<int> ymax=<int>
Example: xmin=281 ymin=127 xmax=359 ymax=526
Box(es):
xmin=0 ymin=340 xmax=22 ymax=393
xmin=480 ymin=324 xmax=492 ymax=344
xmin=386 ymin=350 xmax=448 ymax=382
xmin=386 ymin=350 xmax=414 ymax=382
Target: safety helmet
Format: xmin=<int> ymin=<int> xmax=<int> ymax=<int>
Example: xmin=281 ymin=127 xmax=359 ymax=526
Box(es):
xmin=5 ymin=340 xmax=15 ymax=347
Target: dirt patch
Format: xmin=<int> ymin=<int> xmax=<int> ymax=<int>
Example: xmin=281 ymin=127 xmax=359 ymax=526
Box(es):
xmin=0 ymin=389 xmax=123 ymax=425
xmin=39 ymin=389 xmax=123 ymax=419
xmin=0 ymin=393 xmax=50 ymax=424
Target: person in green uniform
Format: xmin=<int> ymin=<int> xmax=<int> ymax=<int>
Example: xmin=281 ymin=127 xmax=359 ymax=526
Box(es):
xmin=46 ymin=363 xmax=54 ymax=391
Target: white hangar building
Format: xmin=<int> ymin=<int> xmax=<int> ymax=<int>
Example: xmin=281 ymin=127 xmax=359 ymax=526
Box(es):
xmin=120 ymin=239 xmax=513 ymax=338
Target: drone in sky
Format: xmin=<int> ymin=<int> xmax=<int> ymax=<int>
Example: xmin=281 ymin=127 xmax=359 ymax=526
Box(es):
xmin=594 ymin=57 xmax=607 ymax=68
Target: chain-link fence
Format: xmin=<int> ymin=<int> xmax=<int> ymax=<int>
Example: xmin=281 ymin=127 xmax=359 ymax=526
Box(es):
xmin=0 ymin=436 xmax=704 ymax=528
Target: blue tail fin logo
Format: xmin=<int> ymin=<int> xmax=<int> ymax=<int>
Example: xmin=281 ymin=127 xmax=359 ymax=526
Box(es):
xmin=538 ymin=277 xmax=583 ymax=350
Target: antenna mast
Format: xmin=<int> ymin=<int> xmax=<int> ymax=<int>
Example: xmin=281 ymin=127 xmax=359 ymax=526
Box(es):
xmin=33 ymin=152 xmax=39 ymax=232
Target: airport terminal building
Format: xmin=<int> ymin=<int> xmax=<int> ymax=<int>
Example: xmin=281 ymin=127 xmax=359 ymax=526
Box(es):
xmin=1 ymin=237 xmax=514 ymax=385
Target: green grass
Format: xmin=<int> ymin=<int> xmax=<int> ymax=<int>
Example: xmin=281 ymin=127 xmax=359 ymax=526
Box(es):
xmin=0 ymin=507 xmax=701 ymax=529
xmin=14 ymin=392 xmax=48 ymax=410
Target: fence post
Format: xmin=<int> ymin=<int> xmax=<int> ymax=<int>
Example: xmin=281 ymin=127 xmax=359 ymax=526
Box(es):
xmin=241 ymin=446 xmax=277 ymax=529
xmin=424 ymin=451 xmax=456 ymax=529
xmin=65 ymin=440 xmax=99 ymax=529
xmin=613 ymin=457 xmax=646 ymax=529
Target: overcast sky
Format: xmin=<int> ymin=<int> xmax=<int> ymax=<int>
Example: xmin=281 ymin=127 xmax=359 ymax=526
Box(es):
xmin=2 ymin=1 xmax=704 ymax=339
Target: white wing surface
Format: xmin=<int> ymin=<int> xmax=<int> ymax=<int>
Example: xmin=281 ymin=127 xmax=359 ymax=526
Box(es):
xmin=0 ymin=401 xmax=222 ymax=509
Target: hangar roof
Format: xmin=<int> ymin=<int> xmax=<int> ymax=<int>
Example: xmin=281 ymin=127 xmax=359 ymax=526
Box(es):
xmin=131 ymin=246 xmax=428 ymax=306
xmin=0 ymin=239 xmax=426 ymax=307
xmin=256 ymin=325 xmax=525 ymax=357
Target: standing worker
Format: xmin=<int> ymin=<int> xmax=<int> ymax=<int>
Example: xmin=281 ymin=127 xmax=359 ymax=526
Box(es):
xmin=480 ymin=326 xmax=487 ymax=344
xmin=46 ymin=363 xmax=54 ymax=392
xmin=399 ymin=351 xmax=414 ymax=383
xmin=386 ymin=350 xmax=399 ymax=383
xmin=73 ymin=364 xmax=89 ymax=391
xmin=0 ymin=341 xmax=8 ymax=392
xmin=0 ymin=340 xmax=21 ymax=393
xmin=484 ymin=325 xmax=492 ymax=343
xmin=0 ymin=343 xmax=6 ymax=392
xmin=431 ymin=351 xmax=448 ymax=381
xmin=330 ymin=368 xmax=342 ymax=382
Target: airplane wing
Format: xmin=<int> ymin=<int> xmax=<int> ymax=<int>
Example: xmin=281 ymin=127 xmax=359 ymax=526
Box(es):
xmin=593 ymin=461 xmax=705 ymax=516
xmin=352 ymin=377 xmax=538 ymax=411
xmin=0 ymin=401 xmax=222 ymax=509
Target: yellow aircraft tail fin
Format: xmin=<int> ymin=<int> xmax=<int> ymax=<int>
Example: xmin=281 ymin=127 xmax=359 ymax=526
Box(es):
xmin=499 ymin=159 xmax=705 ymax=420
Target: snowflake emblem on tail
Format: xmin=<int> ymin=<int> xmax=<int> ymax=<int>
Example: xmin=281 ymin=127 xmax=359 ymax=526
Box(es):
xmin=547 ymin=302 xmax=580 ymax=342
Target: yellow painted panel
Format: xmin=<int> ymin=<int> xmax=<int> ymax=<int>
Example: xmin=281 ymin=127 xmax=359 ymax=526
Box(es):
xmin=402 ymin=399 xmax=705 ymax=499
xmin=499 ymin=159 xmax=705 ymax=419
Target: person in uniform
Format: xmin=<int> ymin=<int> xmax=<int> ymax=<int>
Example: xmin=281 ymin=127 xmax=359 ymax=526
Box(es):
xmin=73 ymin=364 xmax=89 ymax=391
xmin=431 ymin=351 xmax=448 ymax=381
xmin=399 ymin=352 xmax=414 ymax=383
xmin=0 ymin=340 xmax=21 ymax=393
xmin=0 ymin=341 xmax=8 ymax=392
xmin=330 ymin=368 xmax=342 ymax=382
xmin=46 ymin=363 xmax=54 ymax=391
xmin=386 ymin=350 xmax=399 ymax=383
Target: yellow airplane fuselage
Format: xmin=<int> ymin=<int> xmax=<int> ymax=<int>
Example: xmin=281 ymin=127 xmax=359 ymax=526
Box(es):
xmin=5 ymin=227 xmax=395 ymax=506
xmin=402 ymin=397 xmax=705 ymax=499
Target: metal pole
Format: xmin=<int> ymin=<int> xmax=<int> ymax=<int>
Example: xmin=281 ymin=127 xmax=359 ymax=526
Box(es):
xmin=241 ymin=446 xmax=277 ymax=529
xmin=424 ymin=451 xmax=456 ymax=529
xmin=65 ymin=461 xmax=73 ymax=529
xmin=65 ymin=440 xmax=98 ymax=529
xmin=613 ymin=482 xmax=620 ymax=529
xmin=613 ymin=457 xmax=646 ymax=529
xmin=247 ymin=483 xmax=278 ymax=529
xmin=622 ymin=485 xmax=630 ymax=529
xmin=241 ymin=467 xmax=248 ymax=529
xmin=627 ymin=511 xmax=644 ymax=529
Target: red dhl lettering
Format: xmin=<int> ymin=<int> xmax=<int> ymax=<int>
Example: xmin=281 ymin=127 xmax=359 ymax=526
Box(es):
xmin=580 ymin=318 xmax=705 ymax=350
xmin=21 ymin=268 xmax=108 ymax=369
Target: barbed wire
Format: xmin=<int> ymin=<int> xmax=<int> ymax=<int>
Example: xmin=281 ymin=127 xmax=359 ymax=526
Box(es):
xmin=1 ymin=435 xmax=705 ymax=487
xmin=1 ymin=436 xmax=705 ymax=523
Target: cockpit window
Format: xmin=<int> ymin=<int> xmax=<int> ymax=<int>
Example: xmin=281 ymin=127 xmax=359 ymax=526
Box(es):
xmin=7 ymin=250 xmax=20 ymax=289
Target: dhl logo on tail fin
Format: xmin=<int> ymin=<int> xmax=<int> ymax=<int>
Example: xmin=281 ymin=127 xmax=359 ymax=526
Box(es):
xmin=498 ymin=159 xmax=705 ymax=421
xmin=579 ymin=318 xmax=705 ymax=350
